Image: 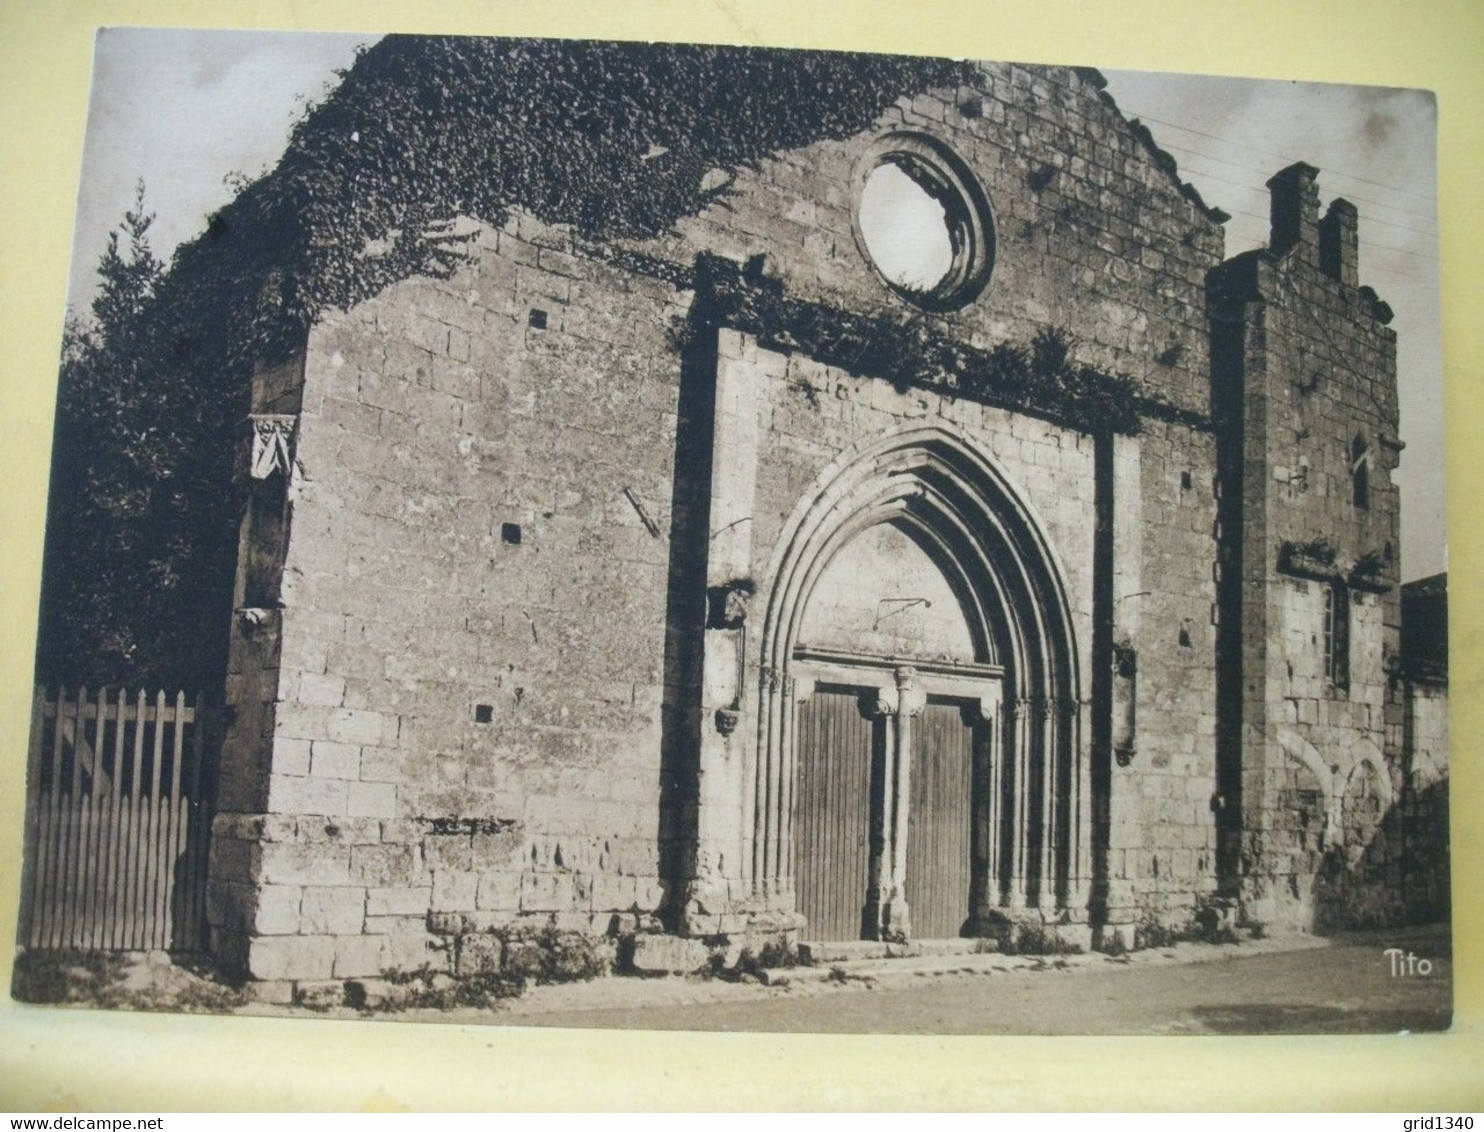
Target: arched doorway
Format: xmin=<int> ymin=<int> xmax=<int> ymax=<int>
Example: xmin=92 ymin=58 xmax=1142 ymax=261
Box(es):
xmin=749 ymin=426 xmax=1084 ymax=942
xmin=790 ymin=519 xmax=997 ymax=941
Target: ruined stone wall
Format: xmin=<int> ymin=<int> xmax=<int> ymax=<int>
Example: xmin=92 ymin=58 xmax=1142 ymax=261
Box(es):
xmin=1405 ymin=679 xmax=1448 ymax=790
xmin=208 ymin=61 xmax=1244 ymax=981
xmin=1212 ymin=165 xmax=1404 ymax=931
xmin=1395 ymin=678 xmax=1450 ymax=923
xmin=1308 ymin=674 xmax=1449 ymax=932
xmin=646 ymin=62 xmax=1223 ymax=413
xmin=211 ymin=218 xmax=693 ymax=981
xmin=1114 ymin=419 xmax=1221 ymax=929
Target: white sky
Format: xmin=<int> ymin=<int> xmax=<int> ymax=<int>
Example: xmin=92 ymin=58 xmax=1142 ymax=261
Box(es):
xmin=67 ymin=28 xmax=369 ymax=309
xmin=859 ymin=162 xmax=956 ymax=290
xmin=67 ymin=30 xmax=1444 ymax=580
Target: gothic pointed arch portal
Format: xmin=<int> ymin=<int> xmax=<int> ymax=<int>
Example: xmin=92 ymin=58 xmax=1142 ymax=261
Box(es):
xmin=748 ymin=424 xmax=1089 ymax=941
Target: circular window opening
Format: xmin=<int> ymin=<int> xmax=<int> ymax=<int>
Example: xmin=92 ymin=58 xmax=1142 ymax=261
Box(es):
xmin=859 ymin=161 xmax=957 ymax=293
xmin=853 ymin=134 xmax=995 ymax=310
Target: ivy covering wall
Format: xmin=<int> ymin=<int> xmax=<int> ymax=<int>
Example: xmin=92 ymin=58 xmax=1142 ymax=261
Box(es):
xmin=38 ymin=37 xmax=968 ymax=689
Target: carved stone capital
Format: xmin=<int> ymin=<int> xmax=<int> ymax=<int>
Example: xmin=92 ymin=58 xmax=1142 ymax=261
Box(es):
xmin=898 ymin=688 xmax=927 ymax=718
xmin=247 ymin=414 xmax=296 ymax=480
xmin=714 ymin=708 xmax=741 ymax=736
xmin=966 ymin=688 xmax=1002 ymax=724
xmin=706 ymin=578 xmax=756 ymax=629
xmin=1008 ymin=696 xmax=1038 ymax=722
xmin=759 ymin=665 xmax=781 ymax=693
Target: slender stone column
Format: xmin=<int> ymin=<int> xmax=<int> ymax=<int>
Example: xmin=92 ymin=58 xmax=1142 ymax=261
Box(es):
xmin=1069 ymin=697 xmax=1095 ymax=911
xmin=758 ymin=671 xmax=779 ymax=890
xmin=1038 ymin=696 xmax=1063 ymax=915
xmin=1007 ymin=696 xmax=1035 ymax=909
xmin=864 ymin=687 xmax=898 ymax=938
xmin=971 ymin=686 xmax=1002 ymax=921
xmin=883 ymin=666 xmax=925 ymax=940
xmin=777 ymin=672 xmax=800 ymax=892
xmin=748 ymin=665 xmax=780 ymax=889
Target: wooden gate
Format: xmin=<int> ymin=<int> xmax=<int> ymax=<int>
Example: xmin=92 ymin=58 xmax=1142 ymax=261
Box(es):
xmin=19 ymin=687 xmax=215 ymax=952
xmin=906 ymin=698 xmax=978 ymax=938
xmin=793 ymin=686 xmax=880 ymax=942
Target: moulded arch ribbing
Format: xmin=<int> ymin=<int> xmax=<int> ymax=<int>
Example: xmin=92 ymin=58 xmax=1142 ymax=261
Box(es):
xmin=784 ymin=485 xmax=1009 ymax=671
xmin=758 ymin=423 xmax=1080 ymax=696
xmin=749 ymin=422 xmax=1084 ymax=906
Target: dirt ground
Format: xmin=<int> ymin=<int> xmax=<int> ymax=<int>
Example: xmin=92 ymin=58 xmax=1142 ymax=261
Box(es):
xmin=487 ymin=922 xmax=1453 ymax=1035
xmin=11 ymin=923 xmax=1452 ymax=1036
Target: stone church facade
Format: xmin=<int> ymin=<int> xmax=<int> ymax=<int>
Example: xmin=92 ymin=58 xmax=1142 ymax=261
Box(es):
xmin=202 ymin=58 xmax=1445 ymax=984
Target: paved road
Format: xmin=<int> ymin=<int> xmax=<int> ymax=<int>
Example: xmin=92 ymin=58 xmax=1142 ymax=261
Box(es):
xmin=503 ymin=924 xmax=1452 ymax=1035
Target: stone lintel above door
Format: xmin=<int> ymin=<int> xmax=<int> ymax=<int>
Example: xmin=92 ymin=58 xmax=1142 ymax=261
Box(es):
xmin=790 ymin=646 xmax=1002 ymax=722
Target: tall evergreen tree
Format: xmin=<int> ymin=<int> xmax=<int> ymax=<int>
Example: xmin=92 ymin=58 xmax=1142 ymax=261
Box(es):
xmin=39 ymin=183 xmax=171 ymax=687
xmin=91 ymin=181 xmax=163 ymax=348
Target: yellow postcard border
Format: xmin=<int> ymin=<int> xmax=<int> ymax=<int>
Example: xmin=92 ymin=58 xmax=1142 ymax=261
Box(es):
xmin=0 ymin=0 xmax=1479 ymax=1111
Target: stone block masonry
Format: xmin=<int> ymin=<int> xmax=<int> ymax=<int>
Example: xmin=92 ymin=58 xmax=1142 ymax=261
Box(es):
xmin=208 ymin=211 xmax=692 ymax=979
xmin=202 ymin=55 xmax=1442 ymax=984
xmin=1210 ymin=161 xmax=1419 ymax=933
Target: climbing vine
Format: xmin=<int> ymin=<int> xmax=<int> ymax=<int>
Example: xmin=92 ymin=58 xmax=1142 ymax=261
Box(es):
xmin=43 ymin=37 xmax=1225 ymax=687
xmin=695 ymin=254 xmax=1202 ymax=435
xmin=197 ymin=37 xmax=972 ymax=362
xmin=40 ymin=37 xmax=970 ymax=687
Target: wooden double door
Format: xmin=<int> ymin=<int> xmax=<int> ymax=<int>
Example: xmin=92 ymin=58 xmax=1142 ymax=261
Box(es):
xmin=793 ymin=683 xmax=984 ymax=941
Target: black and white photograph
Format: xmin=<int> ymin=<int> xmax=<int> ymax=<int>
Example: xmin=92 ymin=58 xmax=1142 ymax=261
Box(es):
xmin=10 ymin=28 xmax=1451 ymax=1036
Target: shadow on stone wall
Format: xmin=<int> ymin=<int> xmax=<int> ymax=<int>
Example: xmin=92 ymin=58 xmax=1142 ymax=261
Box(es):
xmin=655 ymin=317 xmax=719 ymax=924
xmin=1311 ymin=776 xmax=1450 ymax=934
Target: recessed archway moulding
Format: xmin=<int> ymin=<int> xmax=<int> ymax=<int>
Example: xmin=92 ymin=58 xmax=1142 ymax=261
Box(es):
xmin=742 ymin=422 xmax=1089 ymax=936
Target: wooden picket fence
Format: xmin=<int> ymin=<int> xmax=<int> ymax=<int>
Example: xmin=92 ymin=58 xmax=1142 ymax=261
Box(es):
xmin=19 ymin=687 xmax=217 ymax=952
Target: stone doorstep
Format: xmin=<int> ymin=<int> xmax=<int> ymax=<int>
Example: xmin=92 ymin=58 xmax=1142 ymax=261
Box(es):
xmin=162 ymin=924 xmax=1408 ymax=1019
xmin=775 ymin=954 xmax=1004 ymax=987
xmin=798 ymin=938 xmax=990 ymax=965
xmin=782 ymin=928 xmax=1351 ymax=990
xmin=775 ymin=946 xmax=1145 ymax=989
xmin=242 ymin=978 xmax=297 ymax=1005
